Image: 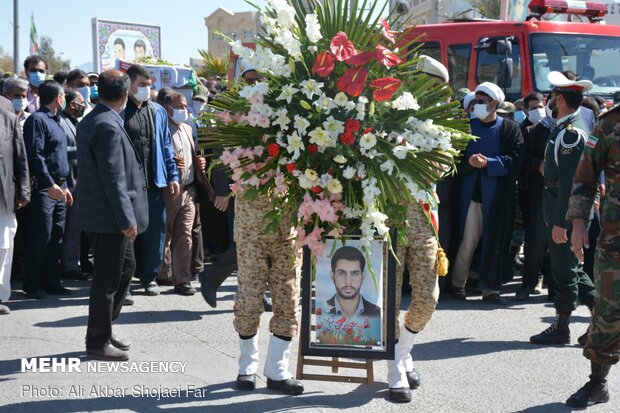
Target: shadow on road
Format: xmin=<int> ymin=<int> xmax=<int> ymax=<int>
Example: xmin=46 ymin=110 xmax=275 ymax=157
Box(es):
xmin=33 ymin=310 xmax=218 ymax=328
xmin=512 ymin=401 xmax=577 ymax=412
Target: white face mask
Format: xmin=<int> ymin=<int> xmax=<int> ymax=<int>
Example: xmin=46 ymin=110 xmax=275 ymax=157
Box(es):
xmin=171 ymin=108 xmax=188 ymax=124
xmin=192 ymin=101 xmax=205 ymax=115
xmin=473 ymin=103 xmax=491 ymax=120
xmin=527 ymin=107 xmax=546 ymax=124
xmin=469 ymin=112 xmax=477 ymax=119
xmin=545 ymin=100 xmax=555 ymax=119
xmin=133 ymin=86 xmax=150 ymax=102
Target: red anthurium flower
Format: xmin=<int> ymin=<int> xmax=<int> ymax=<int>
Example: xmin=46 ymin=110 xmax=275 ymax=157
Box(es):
xmin=346 ymin=51 xmax=374 ymax=66
xmin=286 ymin=162 xmax=296 ymax=172
xmin=312 ymin=51 xmax=335 ymax=77
xmin=344 ymin=118 xmax=361 ymax=133
xmin=337 ymin=66 xmax=368 ymax=97
xmin=267 ymin=143 xmax=280 ymax=157
xmin=308 ymin=144 xmax=319 ymax=153
xmin=340 ymin=132 xmax=355 ymax=145
xmin=370 ymin=77 xmax=402 ymax=102
xmin=330 ymin=32 xmax=356 ymax=62
xmin=375 ymin=45 xmax=401 ymax=67
xmin=310 ymin=186 xmax=323 ymax=193
xmin=380 ymin=18 xmax=396 ymax=44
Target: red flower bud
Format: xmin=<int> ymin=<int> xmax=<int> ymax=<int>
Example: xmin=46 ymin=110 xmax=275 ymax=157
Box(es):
xmin=308 ymin=144 xmax=319 ymax=153
xmin=344 ymin=118 xmax=361 ymax=133
xmin=362 ymin=127 xmax=373 ymax=134
xmin=310 ymin=186 xmax=323 ymax=193
xmin=286 ymin=162 xmax=296 ymax=172
xmin=340 ymin=132 xmax=355 ymax=145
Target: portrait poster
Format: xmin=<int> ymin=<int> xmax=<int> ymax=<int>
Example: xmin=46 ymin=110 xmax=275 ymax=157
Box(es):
xmin=92 ymin=18 xmax=161 ymax=72
xmin=300 ymin=235 xmax=396 ymax=360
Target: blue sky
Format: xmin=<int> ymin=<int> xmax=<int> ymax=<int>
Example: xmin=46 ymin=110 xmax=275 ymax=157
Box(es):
xmin=0 ymin=0 xmax=267 ymax=72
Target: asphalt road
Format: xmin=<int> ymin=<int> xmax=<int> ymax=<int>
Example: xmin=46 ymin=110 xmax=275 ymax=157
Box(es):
xmin=0 ymin=273 xmax=618 ymax=413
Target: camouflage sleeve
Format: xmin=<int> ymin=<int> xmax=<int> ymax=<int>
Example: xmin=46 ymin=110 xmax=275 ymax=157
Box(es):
xmin=566 ymin=121 xmax=609 ymax=221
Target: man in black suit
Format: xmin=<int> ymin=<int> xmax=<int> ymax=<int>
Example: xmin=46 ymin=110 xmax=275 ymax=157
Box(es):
xmin=76 ymin=70 xmax=148 ymax=361
xmin=0 ymin=108 xmax=30 ymax=315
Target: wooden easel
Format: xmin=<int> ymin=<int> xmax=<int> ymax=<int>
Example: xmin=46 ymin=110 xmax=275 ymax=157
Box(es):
xmin=296 ymin=327 xmax=374 ymax=384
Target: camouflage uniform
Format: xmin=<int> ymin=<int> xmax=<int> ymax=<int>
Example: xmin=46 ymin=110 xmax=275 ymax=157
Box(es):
xmin=233 ymin=195 xmax=301 ymax=338
xmin=567 ymin=105 xmax=620 ymax=365
xmin=395 ymin=201 xmax=439 ymax=338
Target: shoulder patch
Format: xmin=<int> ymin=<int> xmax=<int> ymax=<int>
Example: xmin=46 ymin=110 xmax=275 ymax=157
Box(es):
xmin=586 ymin=135 xmax=598 ymax=149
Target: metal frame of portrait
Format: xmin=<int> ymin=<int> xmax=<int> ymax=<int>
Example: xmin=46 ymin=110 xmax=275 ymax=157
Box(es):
xmin=300 ymin=233 xmax=396 ymax=360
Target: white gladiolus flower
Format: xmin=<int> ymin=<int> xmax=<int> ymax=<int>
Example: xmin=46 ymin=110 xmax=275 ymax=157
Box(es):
xmin=276 ymin=84 xmax=300 ymax=104
xmin=300 ymin=79 xmax=324 ymax=99
xmin=272 ymin=108 xmax=290 ymax=130
xmin=305 ymin=14 xmax=323 ymax=43
xmin=319 ymin=173 xmax=333 ymax=187
xmin=359 ymin=132 xmax=377 ymax=150
xmin=342 ymin=166 xmax=356 ymax=179
xmin=380 ymin=159 xmax=395 ymax=175
xmin=334 ymin=92 xmax=348 ymax=107
xmin=286 ymin=131 xmax=304 ymax=160
xmin=333 ymin=155 xmax=347 ymax=164
xmin=308 ymin=127 xmax=334 ymax=149
xmin=392 ymin=92 xmax=420 ymax=111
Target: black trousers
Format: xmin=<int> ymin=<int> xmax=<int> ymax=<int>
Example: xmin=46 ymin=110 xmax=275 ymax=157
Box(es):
xmin=86 ymin=233 xmax=135 ymax=349
xmin=520 ymin=196 xmax=549 ymax=288
xmin=21 ymin=187 xmax=67 ymax=292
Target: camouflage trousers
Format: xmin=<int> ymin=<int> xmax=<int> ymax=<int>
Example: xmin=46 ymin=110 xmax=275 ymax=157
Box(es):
xmin=394 ymin=202 xmax=440 ymax=338
xmin=584 ymin=248 xmax=620 ymax=365
xmin=233 ymin=196 xmax=301 ymax=338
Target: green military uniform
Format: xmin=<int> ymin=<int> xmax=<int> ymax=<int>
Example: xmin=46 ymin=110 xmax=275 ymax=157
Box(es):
xmin=543 ymin=112 xmax=596 ymax=313
xmin=567 ymin=105 xmax=620 ymax=365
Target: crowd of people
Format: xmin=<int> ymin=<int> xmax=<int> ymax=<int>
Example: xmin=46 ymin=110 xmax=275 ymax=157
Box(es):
xmin=0 ymin=53 xmax=618 ymax=407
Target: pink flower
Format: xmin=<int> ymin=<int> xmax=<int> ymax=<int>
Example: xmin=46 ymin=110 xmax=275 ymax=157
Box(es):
xmin=217 ymin=111 xmax=233 ymax=124
xmin=230 ymin=181 xmax=244 ymax=194
xmin=330 ymin=32 xmax=356 ymax=62
xmin=314 ymin=199 xmax=337 ymax=223
xmin=253 ymin=146 xmax=265 ymax=157
xmin=306 ymin=227 xmax=325 ymax=256
xmin=381 ymin=18 xmax=396 ymax=44
xmin=328 ymin=227 xmax=344 ymax=238
xmin=231 ymin=168 xmax=243 ymax=181
xmin=247 ymin=92 xmax=263 ymax=105
xmin=220 ymin=150 xmax=234 ymax=165
xmin=375 ymin=45 xmax=401 ymax=67
xmin=232 ymin=113 xmax=247 ymax=125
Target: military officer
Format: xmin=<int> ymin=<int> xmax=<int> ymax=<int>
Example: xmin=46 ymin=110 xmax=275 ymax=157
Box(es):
xmin=530 ymin=71 xmax=596 ymax=345
xmin=566 ymin=104 xmax=620 ymax=408
xmin=387 ymin=56 xmax=447 ymax=404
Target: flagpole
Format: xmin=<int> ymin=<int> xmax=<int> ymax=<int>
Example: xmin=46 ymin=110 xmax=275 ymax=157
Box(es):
xmin=13 ymin=0 xmax=19 ymax=73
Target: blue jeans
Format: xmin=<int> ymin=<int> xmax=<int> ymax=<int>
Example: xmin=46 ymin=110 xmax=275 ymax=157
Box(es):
xmin=137 ymin=188 xmax=165 ymax=287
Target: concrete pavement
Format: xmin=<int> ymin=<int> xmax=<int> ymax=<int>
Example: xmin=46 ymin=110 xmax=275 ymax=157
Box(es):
xmin=0 ymin=274 xmax=618 ymax=413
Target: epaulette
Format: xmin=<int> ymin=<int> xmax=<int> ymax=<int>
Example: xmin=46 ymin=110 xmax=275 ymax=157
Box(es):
xmin=599 ymin=103 xmax=620 ymax=120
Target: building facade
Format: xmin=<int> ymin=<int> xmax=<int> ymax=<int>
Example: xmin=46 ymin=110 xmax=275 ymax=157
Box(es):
xmin=389 ymin=0 xmax=479 ymax=27
xmin=204 ymin=8 xmax=260 ymax=58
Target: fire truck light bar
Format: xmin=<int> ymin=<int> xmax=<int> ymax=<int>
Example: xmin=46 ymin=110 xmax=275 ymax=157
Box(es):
xmin=528 ymin=0 xmax=607 ymax=18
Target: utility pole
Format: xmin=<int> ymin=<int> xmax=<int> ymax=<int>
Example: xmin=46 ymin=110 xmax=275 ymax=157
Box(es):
xmin=13 ymin=0 xmax=19 ymax=73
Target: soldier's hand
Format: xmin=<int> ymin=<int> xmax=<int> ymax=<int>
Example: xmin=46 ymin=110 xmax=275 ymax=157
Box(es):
xmin=214 ymin=196 xmax=229 ymax=212
xmin=551 ymin=225 xmax=568 ymax=244
xmin=122 ymin=226 xmax=138 ymax=241
xmin=64 ymin=189 xmax=74 ymax=207
xmin=174 ymin=155 xmax=185 ymax=170
xmin=570 ymin=219 xmax=589 ymax=262
xmin=47 ymin=184 xmax=65 ymax=201
xmin=539 ymin=161 xmax=544 ymax=176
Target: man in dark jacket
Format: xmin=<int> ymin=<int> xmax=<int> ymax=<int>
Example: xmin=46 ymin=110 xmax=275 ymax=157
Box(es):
xmin=77 ymin=70 xmax=148 ymax=360
xmin=0 ymin=109 xmax=30 ymax=314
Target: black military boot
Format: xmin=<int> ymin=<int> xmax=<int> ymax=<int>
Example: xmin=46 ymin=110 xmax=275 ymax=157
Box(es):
xmin=530 ymin=312 xmax=571 ymax=345
xmin=566 ymin=362 xmax=611 ymax=407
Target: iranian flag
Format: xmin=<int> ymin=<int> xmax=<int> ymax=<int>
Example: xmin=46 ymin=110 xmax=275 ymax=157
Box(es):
xmin=29 ymin=13 xmax=39 ymax=55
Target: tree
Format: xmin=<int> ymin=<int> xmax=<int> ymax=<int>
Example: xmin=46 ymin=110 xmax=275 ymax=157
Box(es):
xmin=197 ymin=49 xmax=228 ymax=79
xmin=0 ymin=46 xmax=14 ymax=74
xmin=471 ymin=0 xmax=501 ymax=19
xmin=38 ymin=36 xmax=71 ymax=74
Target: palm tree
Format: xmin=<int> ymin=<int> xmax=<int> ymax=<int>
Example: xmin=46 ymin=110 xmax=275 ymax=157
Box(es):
xmin=197 ymin=49 xmax=228 ymax=79
xmin=471 ymin=0 xmax=501 ymax=19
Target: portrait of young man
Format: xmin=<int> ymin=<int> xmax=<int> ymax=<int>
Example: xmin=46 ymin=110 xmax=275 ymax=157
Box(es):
xmin=315 ymin=245 xmax=382 ymax=346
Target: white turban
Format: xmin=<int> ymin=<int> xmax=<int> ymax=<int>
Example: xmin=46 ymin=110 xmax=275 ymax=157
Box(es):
xmin=475 ymin=82 xmax=505 ymax=104
xmin=463 ymin=91 xmax=476 ymax=110
xmin=419 ymin=55 xmax=449 ymax=83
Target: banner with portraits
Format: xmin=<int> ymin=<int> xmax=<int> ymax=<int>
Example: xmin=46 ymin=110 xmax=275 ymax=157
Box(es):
xmin=300 ymin=234 xmax=396 ymax=360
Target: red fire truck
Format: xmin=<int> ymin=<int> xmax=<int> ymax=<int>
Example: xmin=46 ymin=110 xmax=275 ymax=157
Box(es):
xmin=400 ymin=0 xmax=620 ymax=102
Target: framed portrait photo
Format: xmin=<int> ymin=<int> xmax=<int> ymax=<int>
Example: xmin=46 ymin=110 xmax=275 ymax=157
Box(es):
xmin=300 ymin=234 xmax=396 ymax=360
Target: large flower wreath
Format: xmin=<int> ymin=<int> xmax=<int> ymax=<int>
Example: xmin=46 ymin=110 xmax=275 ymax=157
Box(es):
xmin=200 ymin=0 xmax=473 ymax=265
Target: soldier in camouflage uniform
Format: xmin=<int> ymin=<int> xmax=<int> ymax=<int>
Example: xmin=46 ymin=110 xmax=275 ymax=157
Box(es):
xmin=530 ymin=72 xmax=596 ymax=346
xmin=388 ymin=200 xmax=439 ymax=399
xmin=233 ymin=195 xmax=304 ymax=395
xmin=565 ymin=104 xmax=620 ymax=408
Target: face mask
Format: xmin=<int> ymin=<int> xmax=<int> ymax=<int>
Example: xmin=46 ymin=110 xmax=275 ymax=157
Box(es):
xmin=469 ymin=112 xmax=477 ymax=119
xmin=28 ymin=71 xmax=46 ymax=87
xmin=120 ymin=96 xmax=128 ymax=113
xmin=78 ymin=86 xmax=91 ymax=103
xmin=133 ymin=86 xmax=150 ymax=102
xmin=528 ymin=107 xmax=545 ymax=124
xmin=171 ymin=108 xmax=188 ymax=124
xmin=514 ymin=110 xmax=526 ymax=123
xmin=59 ymin=97 xmax=66 ymax=112
xmin=90 ymin=85 xmax=99 ymax=100
xmin=12 ymin=98 xmax=27 ymax=112
xmin=192 ymin=101 xmax=205 ymax=115
xmin=473 ymin=103 xmax=491 ymax=120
